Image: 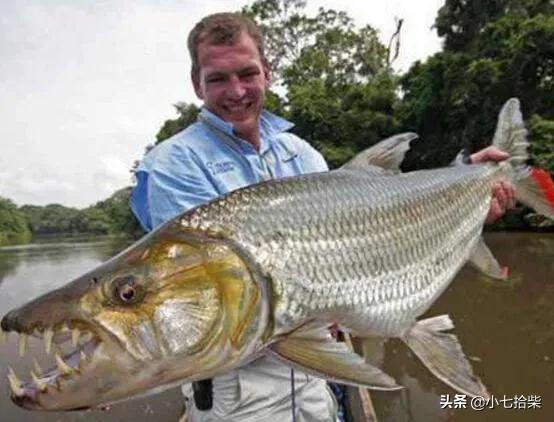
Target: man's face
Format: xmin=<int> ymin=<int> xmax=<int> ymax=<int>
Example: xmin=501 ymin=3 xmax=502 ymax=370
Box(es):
xmin=192 ymin=32 xmax=270 ymax=141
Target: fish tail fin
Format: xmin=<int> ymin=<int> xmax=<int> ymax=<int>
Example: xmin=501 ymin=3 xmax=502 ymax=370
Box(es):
xmin=491 ymin=98 xmax=529 ymax=171
xmin=492 ymin=98 xmax=554 ymax=219
xmin=514 ymin=167 xmax=554 ymax=219
xmin=402 ymin=315 xmax=490 ymax=398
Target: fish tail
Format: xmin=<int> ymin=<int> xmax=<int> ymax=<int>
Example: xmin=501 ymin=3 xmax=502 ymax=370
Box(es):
xmin=492 ymin=98 xmax=554 ymax=219
xmin=402 ymin=315 xmax=490 ymax=398
xmin=514 ymin=167 xmax=554 ymax=219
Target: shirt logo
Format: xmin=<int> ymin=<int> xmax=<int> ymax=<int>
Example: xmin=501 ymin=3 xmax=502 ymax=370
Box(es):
xmin=206 ymin=160 xmax=236 ymax=176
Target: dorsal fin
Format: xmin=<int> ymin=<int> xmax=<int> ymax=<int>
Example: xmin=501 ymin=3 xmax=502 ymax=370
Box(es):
xmin=341 ymin=132 xmax=418 ymax=173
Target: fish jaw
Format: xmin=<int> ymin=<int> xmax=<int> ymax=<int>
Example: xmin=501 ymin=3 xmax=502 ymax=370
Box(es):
xmin=1 ymin=225 xmax=268 ymax=410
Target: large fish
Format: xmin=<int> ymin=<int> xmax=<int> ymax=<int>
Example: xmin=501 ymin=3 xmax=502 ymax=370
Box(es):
xmin=2 ymin=99 xmax=554 ymax=411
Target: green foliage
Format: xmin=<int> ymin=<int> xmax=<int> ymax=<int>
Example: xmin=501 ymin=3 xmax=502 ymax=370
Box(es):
xmin=156 ymin=102 xmax=200 ymax=144
xmin=398 ymin=3 xmax=554 ymax=171
xmin=287 ymin=73 xmax=398 ymax=167
xmin=244 ymin=0 xmax=388 ymax=87
xmin=0 ymin=197 xmax=31 ymax=246
xmin=150 ymin=1 xmax=397 ymax=168
xmin=529 ymin=115 xmax=554 ymax=173
xmin=244 ymin=0 xmax=398 ymax=167
xmin=142 ymin=0 xmax=552 ymax=231
xmin=74 ymin=207 xmax=111 ymax=234
xmin=435 ymin=0 xmax=553 ymax=54
xmin=19 ymin=188 xmax=143 ymax=237
xmin=21 ymin=204 xmax=80 ymax=235
xmin=90 ymin=187 xmax=143 ymax=236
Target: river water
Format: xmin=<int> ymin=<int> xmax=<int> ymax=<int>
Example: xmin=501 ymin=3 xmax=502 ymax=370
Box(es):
xmin=0 ymin=233 xmax=552 ymax=421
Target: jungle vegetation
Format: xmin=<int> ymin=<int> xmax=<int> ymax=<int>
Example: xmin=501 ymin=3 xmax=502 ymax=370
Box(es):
xmin=1 ymin=0 xmax=552 ymax=245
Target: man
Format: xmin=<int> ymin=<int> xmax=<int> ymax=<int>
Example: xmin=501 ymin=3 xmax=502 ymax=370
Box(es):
xmin=131 ymin=12 xmax=515 ymax=422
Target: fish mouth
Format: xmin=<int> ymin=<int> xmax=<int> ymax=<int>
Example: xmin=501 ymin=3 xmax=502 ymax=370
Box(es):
xmin=2 ymin=322 xmax=103 ymax=410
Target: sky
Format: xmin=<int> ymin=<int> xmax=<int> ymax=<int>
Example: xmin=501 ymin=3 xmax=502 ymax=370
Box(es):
xmin=0 ymin=0 xmax=444 ymax=208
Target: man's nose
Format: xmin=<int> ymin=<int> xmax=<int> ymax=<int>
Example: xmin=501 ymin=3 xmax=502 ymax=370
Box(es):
xmin=226 ymin=75 xmax=246 ymax=99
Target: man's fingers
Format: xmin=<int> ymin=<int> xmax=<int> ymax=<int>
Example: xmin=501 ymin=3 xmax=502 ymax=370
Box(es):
xmin=501 ymin=180 xmax=517 ymax=209
xmin=492 ymin=182 xmax=508 ymax=209
xmin=470 ymin=146 xmax=510 ymax=164
xmin=486 ymin=198 xmax=504 ymax=224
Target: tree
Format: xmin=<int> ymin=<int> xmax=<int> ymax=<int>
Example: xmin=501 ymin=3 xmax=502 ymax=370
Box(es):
xmin=156 ymin=102 xmax=200 ymax=144
xmin=151 ymin=1 xmax=399 ymax=167
xmin=0 ymin=197 xmax=31 ymax=246
xmin=20 ymin=204 xmax=80 ymax=234
xmin=398 ymin=2 xmax=553 ymax=170
xmin=91 ymin=187 xmax=143 ymax=236
xmin=435 ymin=0 xmax=553 ymax=54
xmin=529 ymin=115 xmax=554 ymax=173
xmin=244 ymin=0 xmax=399 ymax=167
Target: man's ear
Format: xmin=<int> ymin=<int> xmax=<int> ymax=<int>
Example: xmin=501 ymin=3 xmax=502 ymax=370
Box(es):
xmin=191 ymin=71 xmax=204 ymax=100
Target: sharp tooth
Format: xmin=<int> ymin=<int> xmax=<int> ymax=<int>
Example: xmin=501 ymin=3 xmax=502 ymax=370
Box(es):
xmin=18 ymin=334 xmax=28 ymax=357
xmin=44 ymin=328 xmax=54 ymax=355
xmin=79 ymin=351 xmax=88 ymax=371
xmin=32 ymin=358 xmax=43 ymax=375
xmin=30 ymin=370 xmax=47 ymax=392
xmin=82 ymin=331 xmax=93 ymax=343
xmin=55 ymin=353 xmax=74 ymax=374
xmin=0 ymin=330 xmax=7 ymax=345
xmin=60 ymin=323 xmax=70 ymax=332
xmin=7 ymin=367 xmax=24 ymax=396
xmin=72 ymin=328 xmax=80 ymax=347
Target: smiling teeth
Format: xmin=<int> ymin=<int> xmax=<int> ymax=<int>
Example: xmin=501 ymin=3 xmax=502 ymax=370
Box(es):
xmin=8 ymin=367 xmax=24 ymax=396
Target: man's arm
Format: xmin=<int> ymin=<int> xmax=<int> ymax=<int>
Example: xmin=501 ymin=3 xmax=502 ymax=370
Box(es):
xmin=470 ymin=146 xmax=517 ymax=223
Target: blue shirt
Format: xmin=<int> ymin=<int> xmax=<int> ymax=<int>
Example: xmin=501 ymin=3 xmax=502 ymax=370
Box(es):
xmin=131 ymin=108 xmax=328 ymax=231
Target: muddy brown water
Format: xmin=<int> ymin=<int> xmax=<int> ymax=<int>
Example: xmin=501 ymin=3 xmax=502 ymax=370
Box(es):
xmin=0 ymin=233 xmax=552 ymax=421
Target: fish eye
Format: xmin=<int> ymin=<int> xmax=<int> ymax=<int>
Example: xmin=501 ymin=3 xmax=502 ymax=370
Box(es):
xmin=112 ymin=276 xmax=143 ymax=305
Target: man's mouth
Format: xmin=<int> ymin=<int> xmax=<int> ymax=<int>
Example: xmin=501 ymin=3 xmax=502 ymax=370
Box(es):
xmin=223 ymin=102 xmax=252 ymax=114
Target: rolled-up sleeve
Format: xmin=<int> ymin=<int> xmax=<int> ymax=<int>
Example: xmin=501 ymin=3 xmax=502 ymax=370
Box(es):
xmin=131 ymin=143 xmax=218 ymax=231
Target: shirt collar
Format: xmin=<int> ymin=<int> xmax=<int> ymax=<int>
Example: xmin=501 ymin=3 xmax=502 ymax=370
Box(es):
xmin=198 ymin=107 xmax=294 ymax=154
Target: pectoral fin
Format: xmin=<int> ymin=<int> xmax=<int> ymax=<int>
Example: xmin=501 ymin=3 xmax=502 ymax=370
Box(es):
xmin=469 ymin=237 xmax=508 ymax=280
xmin=269 ymin=332 xmax=401 ymax=390
xmin=402 ymin=315 xmax=490 ymax=398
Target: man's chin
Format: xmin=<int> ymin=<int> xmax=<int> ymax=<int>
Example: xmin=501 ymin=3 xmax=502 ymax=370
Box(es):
xmin=228 ymin=118 xmax=259 ymax=140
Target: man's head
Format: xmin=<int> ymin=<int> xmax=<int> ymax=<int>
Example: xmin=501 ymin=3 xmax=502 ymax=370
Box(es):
xmin=187 ymin=13 xmax=271 ymax=146
xmin=188 ymin=13 xmax=266 ymax=79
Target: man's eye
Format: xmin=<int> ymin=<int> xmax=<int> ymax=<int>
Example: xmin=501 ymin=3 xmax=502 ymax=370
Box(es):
xmin=206 ymin=77 xmax=224 ymax=83
xmin=240 ymin=72 xmax=258 ymax=80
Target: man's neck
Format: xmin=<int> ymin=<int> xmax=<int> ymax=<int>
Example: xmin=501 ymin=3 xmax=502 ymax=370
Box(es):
xmin=236 ymin=128 xmax=261 ymax=151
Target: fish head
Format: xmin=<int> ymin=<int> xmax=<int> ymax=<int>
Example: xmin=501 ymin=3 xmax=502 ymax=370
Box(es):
xmin=1 ymin=224 xmax=268 ymax=410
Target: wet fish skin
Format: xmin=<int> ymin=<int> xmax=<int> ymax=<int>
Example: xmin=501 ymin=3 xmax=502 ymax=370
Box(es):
xmin=2 ymin=98 xmax=554 ymax=410
xmin=182 ymin=162 xmax=493 ymax=338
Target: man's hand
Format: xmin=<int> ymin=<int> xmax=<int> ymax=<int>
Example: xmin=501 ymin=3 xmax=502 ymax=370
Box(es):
xmin=470 ymin=146 xmax=517 ymax=223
